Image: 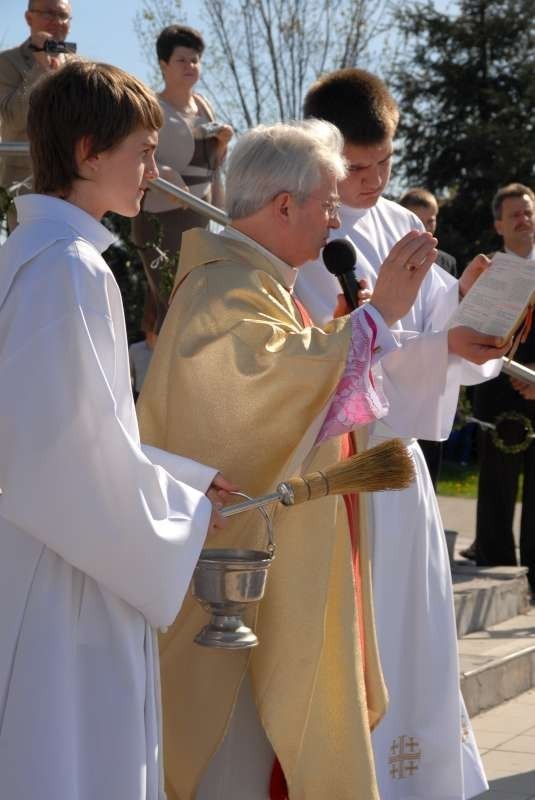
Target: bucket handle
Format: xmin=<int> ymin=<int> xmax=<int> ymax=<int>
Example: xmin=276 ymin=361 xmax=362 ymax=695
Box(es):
xmin=226 ymin=491 xmax=275 ymax=558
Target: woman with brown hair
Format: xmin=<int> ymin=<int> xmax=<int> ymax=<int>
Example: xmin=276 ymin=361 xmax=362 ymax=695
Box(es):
xmin=132 ymin=25 xmax=232 ymax=333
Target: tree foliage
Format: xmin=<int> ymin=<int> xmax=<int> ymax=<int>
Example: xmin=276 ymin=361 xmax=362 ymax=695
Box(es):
xmin=392 ymin=0 xmax=535 ymax=265
xmin=103 ymin=214 xmax=148 ymax=341
xmin=134 ymin=0 xmax=185 ymax=87
xmin=134 ymin=0 xmax=395 ymax=129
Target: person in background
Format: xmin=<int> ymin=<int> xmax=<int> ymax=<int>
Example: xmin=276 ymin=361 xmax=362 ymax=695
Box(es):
xmin=399 ymin=187 xmax=458 ymax=486
xmin=132 ymin=24 xmax=233 ymax=334
xmin=399 ymin=187 xmax=457 ymax=277
xmin=468 ymin=183 xmax=535 ymax=588
xmin=0 ymin=0 xmax=74 ymax=230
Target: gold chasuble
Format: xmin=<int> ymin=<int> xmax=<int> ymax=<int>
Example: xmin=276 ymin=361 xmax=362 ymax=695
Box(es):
xmin=137 ymin=228 xmax=388 ymax=800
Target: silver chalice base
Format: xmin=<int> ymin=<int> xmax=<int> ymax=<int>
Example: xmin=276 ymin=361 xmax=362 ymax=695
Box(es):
xmin=192 ymin=548 xmax=273 ymax=649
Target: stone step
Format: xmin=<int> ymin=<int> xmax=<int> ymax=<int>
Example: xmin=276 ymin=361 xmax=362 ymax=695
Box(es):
xmin=453 ymin=563 xmax=529 ymax=636
xmin=460 ymin=607 xmax=535 ymax=717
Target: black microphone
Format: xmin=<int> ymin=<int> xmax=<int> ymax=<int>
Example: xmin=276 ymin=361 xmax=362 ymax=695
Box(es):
xmin=322 ymin=238 xmax=359 ymax=310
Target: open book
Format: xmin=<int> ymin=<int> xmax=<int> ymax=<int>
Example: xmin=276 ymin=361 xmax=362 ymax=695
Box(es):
xmin=448 ymin=252 xmax=535 ymax=345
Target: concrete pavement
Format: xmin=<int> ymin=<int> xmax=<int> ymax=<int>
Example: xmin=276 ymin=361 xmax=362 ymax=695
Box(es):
xmin=436 ymin=493 xmax=535 ymax=798
xmin=438 ymin=495 xmax=522 ymax=555
xmin=472 ymin=688 xmax=535 ymax=799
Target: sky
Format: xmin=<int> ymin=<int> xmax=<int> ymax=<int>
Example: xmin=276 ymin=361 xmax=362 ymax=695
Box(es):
xmin=1 ymin=0 xmax=202 ymax=86
xmin=2 ymin=0 xmax=454 ymax=91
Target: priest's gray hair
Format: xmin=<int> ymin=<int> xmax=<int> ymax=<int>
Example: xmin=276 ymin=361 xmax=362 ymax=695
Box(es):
xmin=225 ymin=119 xmax=347 ymax=220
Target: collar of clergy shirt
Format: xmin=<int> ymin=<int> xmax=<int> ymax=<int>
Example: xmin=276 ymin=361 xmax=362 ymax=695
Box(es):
xmin=0 ymin=195 xmax=116 ymax=313
xmin=15 ymin=194 xmax=116 ymax=254
xmin=220 ymin=225 xmax=299 ymax=291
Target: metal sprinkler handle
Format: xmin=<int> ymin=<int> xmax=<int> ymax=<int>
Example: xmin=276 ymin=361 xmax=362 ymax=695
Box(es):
xmin=222 ymin=491 xmax=276 ymax=556
xmin=220 ymin=482 xmax=295 ymax=518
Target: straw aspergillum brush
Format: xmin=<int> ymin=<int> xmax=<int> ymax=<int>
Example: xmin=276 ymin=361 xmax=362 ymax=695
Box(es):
xmin=222 ymin=438 xmax=415 ymax=517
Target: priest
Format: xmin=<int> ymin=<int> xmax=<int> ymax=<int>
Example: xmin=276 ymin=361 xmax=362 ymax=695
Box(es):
xmin=137 ymin=119 xmax=438 ymax=800
xmin=296 ymin=69 xmax=509 ymax=800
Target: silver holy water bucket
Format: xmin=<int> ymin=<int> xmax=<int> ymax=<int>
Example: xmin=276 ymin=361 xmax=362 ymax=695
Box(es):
xmin=192 ymin=495 xmax=275 ymax=649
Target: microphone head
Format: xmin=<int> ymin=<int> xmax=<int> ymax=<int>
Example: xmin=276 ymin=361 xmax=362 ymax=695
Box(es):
xmin=322 ymin=238 xmax=357 ymax=276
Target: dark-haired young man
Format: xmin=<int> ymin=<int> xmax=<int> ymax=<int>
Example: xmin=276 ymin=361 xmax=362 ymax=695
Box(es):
xmin=296 ymin=68 xmax=507 ymax=800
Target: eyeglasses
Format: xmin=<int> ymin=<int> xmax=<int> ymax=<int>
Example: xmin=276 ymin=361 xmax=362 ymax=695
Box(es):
xmin=29 ymin=9 xmax=72 ymax=22
xmin=320 ymin=199 xmax=342 ymax=219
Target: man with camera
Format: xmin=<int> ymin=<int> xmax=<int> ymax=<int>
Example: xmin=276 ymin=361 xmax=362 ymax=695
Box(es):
xmin=0 ymin=1 xmax=75 ymax=229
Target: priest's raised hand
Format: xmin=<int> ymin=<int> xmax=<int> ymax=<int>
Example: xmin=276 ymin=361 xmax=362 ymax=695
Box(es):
xmin=369 ymin=229 xmax=438 ymax=326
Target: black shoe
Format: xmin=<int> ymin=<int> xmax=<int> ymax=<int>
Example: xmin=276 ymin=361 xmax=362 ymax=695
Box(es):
xmin=459 ymin=543 xmax=476 ymax=561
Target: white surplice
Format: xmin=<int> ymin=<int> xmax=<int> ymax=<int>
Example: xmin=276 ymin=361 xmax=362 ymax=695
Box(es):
xmin=296 ymin=197 xmax=493 ymax=800
xmin=0 ymin=195 xmax=216 ymax=800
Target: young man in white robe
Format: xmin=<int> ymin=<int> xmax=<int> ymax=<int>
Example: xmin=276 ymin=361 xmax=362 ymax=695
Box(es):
xmin=296 ymin=68 xmax=509 ymax=800
xmin=0 ymin=60 xmax=234 ymax=800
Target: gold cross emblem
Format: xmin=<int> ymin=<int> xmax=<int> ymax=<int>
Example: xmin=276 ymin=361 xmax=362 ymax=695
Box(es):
xmin=388 ymin=735 xmax=422 ymax=779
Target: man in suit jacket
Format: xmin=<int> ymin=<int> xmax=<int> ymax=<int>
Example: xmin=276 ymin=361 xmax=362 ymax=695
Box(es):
xmin=0 ymin=0 xmax=72 ymax=228
xmin=472 ymin=183 xmax=535 ymax=592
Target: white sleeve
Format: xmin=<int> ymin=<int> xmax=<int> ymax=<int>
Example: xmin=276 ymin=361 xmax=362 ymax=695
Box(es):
xmin=0 ymin=307 xmax=211 ymax=628
xmin=141 ymin=444 xmax=217 ymax=493
xmin=359 ymin=303 xmax=400 ymax=363
xmin=421 ymin=266 xmax=502 ymax=387
xmin=378 ymin=329 xmax=457 ymax=439
xmin=377 ymin=267 xmax=500 ymax=439
xmin=370 ymin=268 xmax=455 ymax=438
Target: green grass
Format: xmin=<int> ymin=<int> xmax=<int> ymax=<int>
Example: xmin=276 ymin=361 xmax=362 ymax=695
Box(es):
xmin=437 ymin=460 xmax=524 ymax=499
xmin=438 ymin=461 xmax=479 ymax=498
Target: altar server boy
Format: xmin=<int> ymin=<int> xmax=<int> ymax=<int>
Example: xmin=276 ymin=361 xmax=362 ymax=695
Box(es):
xmin=0 ymin=60 xmax=231 ymax=800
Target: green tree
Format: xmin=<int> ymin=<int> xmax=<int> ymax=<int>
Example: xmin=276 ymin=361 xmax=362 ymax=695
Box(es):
xmin=134 ymin=0 xmax=185 ymax=87
xmin=103 ymin=214 xmax=148 ymax=342
xmin=392 ymin=0 xmax=535 ymax=265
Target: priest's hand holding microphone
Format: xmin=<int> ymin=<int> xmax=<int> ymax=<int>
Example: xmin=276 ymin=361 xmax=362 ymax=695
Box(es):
xmin=325 ymin=230 xmax=438 ymax=323
xmin=209 ymin=229 xmax=510 ymax=530
xmin=202 ymin=235 xmax=437 ymax=529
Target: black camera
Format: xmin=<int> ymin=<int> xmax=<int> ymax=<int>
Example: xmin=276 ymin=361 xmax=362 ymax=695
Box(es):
xmin=43 ymin=40 xmax=77 ymax=54
xmin=30 ymin=40 xmax=77 ymax=54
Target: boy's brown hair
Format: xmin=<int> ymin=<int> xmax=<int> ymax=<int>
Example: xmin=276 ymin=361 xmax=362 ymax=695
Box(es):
xmin=27 ymin=61 xmax=163 ymax=196
xmin=304 ymin=68 xmax=399 ymax=146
